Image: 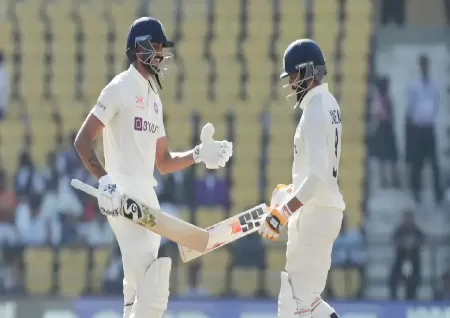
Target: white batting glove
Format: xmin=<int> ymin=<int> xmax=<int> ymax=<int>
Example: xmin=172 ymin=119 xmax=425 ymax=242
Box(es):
xmin=97 ymin=175 xmax=122 ymax=217
xmin=258 ymin=184 xmax=294 ymax=241
xmin=193 ymin=123 xmax=233 ymax=169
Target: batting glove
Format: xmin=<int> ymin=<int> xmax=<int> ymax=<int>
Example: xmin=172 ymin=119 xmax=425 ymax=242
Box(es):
xmin=193 ymin=123 xmax=233 ymax=169
xmin=97 ymin=175 xmax=122 ymax=217
xmin=258 ymin=184 xmax=294 ymax=241
xmin=258 ymin=205 xmax=292 ymax=241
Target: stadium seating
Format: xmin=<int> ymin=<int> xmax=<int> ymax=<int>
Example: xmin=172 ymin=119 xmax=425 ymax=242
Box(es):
xmin=337 ymin=0 xmax=371 ymax=228
xmin=264 ymin=246 xmax=285 ymax=297
xmin=57 ymin=247 xmax=88 ymax=296
xmin=23 ymin=247 xmax=54 ymax=295
xmin=199 ymin=249 xmax=230 ymax=296
xmin=328 ymin=268 xmax=361 ymax=298
xmin=91 ymin=248 xmax=111 ymax=294
xmin=4 ymin=0 xmax=374 ymax=297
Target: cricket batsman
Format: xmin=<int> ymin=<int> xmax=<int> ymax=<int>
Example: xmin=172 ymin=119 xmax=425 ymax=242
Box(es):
xmin=74 ymin=17 xmax=233 ymax=318
xmin=257 ymin=39 xmax=345 ymax=318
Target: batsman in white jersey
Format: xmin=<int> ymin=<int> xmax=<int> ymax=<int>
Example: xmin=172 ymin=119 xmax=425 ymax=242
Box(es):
xmin=74 ymin=17 xmax=233 ymax=318
xmin=258 ymin=39 xmax=345 ymax=318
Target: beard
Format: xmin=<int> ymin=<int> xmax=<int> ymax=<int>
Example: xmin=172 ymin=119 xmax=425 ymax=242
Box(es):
xmin=295 ymin=79 xmax=310 ymax=102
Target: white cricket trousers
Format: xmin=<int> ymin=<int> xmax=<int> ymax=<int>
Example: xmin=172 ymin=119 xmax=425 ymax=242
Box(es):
xmin=285 ymin=205 xmax=343 ymax=309
xmin=107 ymin=184 xmax=161 ymax=314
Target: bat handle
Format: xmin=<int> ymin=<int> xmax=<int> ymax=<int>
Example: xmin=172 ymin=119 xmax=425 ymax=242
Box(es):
xmin=71 ymin=179 xmax=100 ymax=198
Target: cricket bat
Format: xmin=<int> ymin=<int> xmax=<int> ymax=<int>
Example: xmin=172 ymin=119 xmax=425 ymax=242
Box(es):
xmin=71 ymin=179 xmax=209 ymax=253
xmin=178 ymin=203 xmax=268 ymax=263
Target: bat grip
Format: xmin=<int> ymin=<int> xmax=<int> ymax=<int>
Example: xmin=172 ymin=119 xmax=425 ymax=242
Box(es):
xmin=71 ymin=179 xmax=100 ymax=198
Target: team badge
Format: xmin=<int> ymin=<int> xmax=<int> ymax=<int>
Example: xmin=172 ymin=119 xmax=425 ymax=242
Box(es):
xmin=154 ymin=102 xmax=159 ymax=113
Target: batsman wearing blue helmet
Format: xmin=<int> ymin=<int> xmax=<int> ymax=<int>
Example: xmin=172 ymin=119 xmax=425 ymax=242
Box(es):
xmin=74 ymin=17 xmax=233 ymax=318
xmin=257 ymin=39 xmax=345 ymax=318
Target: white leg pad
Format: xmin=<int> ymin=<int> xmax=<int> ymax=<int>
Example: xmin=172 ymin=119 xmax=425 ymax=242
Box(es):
xmin=123 ymin=305 xmax=133 ymax=318
xmin=131 ymin=257 xmax=172 ymax=318
xmin=311 ymin=299 xmax=337 ymax=318
xmin=278 ymin=272 xmax=297 ymax=318
xmin=279 ymin=272 xmax=336 ymax=318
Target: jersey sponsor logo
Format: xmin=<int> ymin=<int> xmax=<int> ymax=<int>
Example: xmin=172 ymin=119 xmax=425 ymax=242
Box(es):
xmin=134 ymin=116 xmax=159 ymax=133
xmin=122 ymin=198 xmax=143 ymax=221
xmin=136 ymin=96 xmax=144 ymax=110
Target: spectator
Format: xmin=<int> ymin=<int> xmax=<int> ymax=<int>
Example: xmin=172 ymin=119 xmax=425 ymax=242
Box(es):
xmin=390 ymin=210 xmax=424 ymax=300
xmin=332 ymin=217 xmax=367 ymax=268
xmin=55 ymin=131 xmax=82 ymax=177
xmin=195 ymin=169 xmax=229 ymax=209
xmin=181 ymin=262 xmax=209 ymax=298
xmin=14 ymin=151 xmax=38 ymax=198
xmin=0 ymin=169 xmax=17 ymax=245
xmin=103 ymin=244 xmax=124 ymax=295
xmin=369 ymin=76 xmax=400 ymax=188
xmin=380 ymin=0 xmax=405 ymax=26
xmin=0 ymin=51 xmax=9 ymax=120
xmin=156 ymin=166 xmax=195 ymax=206
xmin=434 ymin=270 xmax=450 ymax=300
xmin=15 ymin=196 xmax=53 ymax=246
xmin=405 ymin=54 xmax=442 ymax=205
xmin=445 ymin=0 xmax=450 ymax=25
xmin=77 ymin=209 xmax=114 ymax=246
xmin=326 ymin=216 xmax=368 ymax=298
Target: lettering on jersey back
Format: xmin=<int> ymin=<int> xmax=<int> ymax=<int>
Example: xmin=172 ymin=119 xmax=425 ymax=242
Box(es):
xmin=329 ymin=109 xmax=342 ymax=124
xmin=134 ymin=117 xmax=159 ymax=134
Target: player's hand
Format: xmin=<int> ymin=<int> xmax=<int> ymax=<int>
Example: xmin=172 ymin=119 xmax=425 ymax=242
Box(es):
xmin=258 ymin=207 xmax=291 ymax=241
xmin=193 ymin=123 xmax=233 ymax=169
xmin=97 ymin=175 xmax=122 ymax=217
xmin=258 ymin=184 xmax=294 ymax=241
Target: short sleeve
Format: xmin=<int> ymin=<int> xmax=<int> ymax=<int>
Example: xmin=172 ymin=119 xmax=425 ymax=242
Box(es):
xmin=91 ymin=83 xmax=120 ymax=126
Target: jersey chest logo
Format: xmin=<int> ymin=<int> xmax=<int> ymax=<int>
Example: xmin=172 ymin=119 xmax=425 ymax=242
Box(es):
xmin=136 ymin=95 xmax=144 ymax=110
xmin=134 ymin=116 xmax=159 ymax=134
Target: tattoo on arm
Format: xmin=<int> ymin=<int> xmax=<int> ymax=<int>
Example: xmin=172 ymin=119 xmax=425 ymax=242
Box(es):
xmin=88 ymin=148 xmax=103 ymax=168
xmin=80 ymin=147 xmax=107 ymax=180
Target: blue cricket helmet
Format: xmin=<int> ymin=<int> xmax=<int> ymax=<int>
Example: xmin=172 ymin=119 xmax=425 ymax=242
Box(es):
xmin=280 ymin=39 xmax=326 ymax=79
xmin=126 ymin=17 xmax=174 ymax=61
xmin=280 ymin=39 xmax=327 ymax=108
xmin=125 ymin=17 xmax=174 ymax=88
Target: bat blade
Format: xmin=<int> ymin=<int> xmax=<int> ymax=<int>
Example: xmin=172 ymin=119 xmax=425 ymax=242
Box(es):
xmin=71 ymin=179 xmax=209 ymax=253
xmin=178 ymin=203 xmax=268 ymax=262
xmin=122 ymin=194 xmax=209 ymax=252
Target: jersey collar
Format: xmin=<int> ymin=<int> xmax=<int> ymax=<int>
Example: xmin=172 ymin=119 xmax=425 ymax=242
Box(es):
xmin=299 ymin=83 xmax=329 ymax=110
xmin=128 ymin=64 xmax=150 ymax=89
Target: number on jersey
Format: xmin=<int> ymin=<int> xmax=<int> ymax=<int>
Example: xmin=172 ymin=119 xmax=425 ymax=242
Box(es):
xmin=332 ymin=127 xmax=339 ymax=178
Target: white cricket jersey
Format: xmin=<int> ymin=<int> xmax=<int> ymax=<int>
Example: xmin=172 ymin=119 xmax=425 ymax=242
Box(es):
xmin=91 ymin=65 xmax=166 ymax=191
xmin=292 ymin=83 xmax=346 ymax=210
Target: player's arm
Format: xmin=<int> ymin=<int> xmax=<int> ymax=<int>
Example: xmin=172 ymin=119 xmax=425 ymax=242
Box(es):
xmin=74 ymin=114 xmax=107 ymax=180
xmin=74 ymin=84 xmax=119 ymax=180
xmin=259 ymin=104 xmax=328 ymax=241
xmin=155 ymin=136 xmax=195 ymax=175
xmin=155 ymin=121 xmax=233 ymax=174
xmin=286 ymin=105 xmax=328 ymax=212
